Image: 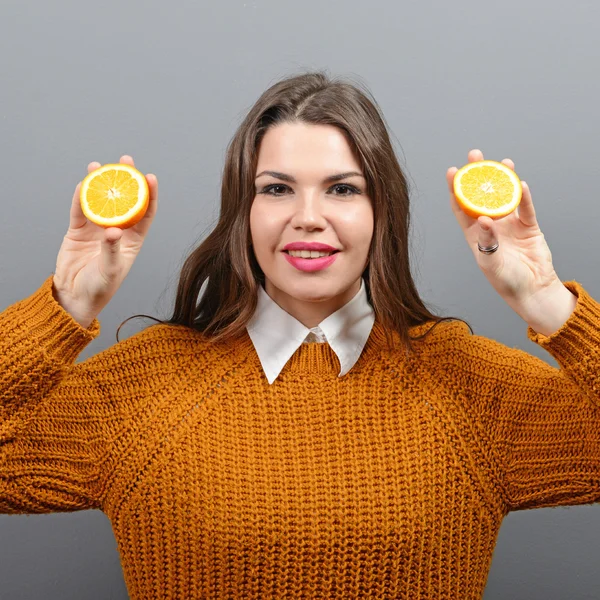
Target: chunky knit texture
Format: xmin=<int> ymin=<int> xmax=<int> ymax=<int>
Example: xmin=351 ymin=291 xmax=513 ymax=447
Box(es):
xmin=1 ymin=274 xmax=599 ymax=599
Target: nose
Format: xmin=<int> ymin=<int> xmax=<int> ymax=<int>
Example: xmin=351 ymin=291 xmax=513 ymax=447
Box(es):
xmin=289 ymin=189 xmax=328 ymax=230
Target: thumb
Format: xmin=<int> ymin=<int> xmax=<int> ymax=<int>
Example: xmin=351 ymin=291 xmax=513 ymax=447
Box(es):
xmin=100 ymin=227 xmax=123 ymax=276
xmin=477 ymin=217 xmax=497 ymax=251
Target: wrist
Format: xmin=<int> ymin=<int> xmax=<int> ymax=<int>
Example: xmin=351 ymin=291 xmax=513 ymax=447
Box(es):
xmin=521 ymin=279 xmax=578 ymax=337
xmin=51 ymin=282 xmax=96 ymax=330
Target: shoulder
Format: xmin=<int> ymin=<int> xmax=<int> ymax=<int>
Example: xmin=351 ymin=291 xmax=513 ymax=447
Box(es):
xmin=408 ymin=318 xmax=473 ymax=354
xmin=374 ymin=318 xmax=475 ymax=371
xmin=76 ymin=322 xmax=219 ymax=376
xmin=410 ymin=318 xmax=547 ymax=381
xmin=404 ymin=317 xmax=526 ymax=372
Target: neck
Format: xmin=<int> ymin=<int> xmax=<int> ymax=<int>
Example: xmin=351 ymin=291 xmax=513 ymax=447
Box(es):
xmin=263 ymin=278 xmax=362 ymax=328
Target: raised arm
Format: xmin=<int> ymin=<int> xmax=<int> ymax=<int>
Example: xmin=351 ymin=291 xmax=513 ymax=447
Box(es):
xmin=1 ymin=276 xmax=144 ymax=513
xmin=429 ymin=279 xmax=600 ymax=512
xmin=1 ymin=154 xmax=159 ymax=513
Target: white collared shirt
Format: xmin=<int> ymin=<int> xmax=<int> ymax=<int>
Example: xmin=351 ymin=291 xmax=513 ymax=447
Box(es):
xmin=246 ymin=278 xmax=376 ymax=384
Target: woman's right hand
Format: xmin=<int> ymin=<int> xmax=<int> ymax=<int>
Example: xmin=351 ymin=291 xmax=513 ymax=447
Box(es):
xmin=52 ymin=155 xmax=159 ymax=329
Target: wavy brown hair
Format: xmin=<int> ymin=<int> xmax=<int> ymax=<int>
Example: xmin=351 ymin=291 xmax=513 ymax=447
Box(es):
xmin=116 ymin=69 xmax=472 ymax=355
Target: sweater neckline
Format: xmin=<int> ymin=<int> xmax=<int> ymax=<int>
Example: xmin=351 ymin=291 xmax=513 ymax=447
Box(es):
xmin=230 ymin=318 xmax=433 ymax=378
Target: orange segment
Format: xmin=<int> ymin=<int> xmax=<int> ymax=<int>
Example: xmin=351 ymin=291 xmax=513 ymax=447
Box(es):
xmin=80 ymin=164 xmax=149 ymax=229
xmin=453 ymin=160 xmax=522 ymax=219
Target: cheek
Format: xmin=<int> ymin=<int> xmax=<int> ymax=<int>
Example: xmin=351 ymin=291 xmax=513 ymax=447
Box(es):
xmin=250 ymin=204 xmax=279 ymax=254
xmin=339 ymin=205 xmax=374 ymax=245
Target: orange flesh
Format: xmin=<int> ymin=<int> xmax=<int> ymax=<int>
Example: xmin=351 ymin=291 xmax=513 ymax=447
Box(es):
xmin=86 ymin=170 xmax=141 ymax=218
xmin=459 ymin=165 xmax=515 ymax=209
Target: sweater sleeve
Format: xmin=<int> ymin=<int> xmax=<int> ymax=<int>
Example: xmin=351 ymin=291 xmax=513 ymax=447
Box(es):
xmin=435 ymin=280 xmax=600 ymax=512
xmin=1 ymin=275 xmax=128 ymax=513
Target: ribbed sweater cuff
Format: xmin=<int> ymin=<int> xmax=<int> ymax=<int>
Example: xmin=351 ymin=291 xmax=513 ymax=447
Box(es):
xmin=10 ymin=274 xmax=101 ymax=364
xmin=527 ymin=280 xmax=599 ymax=370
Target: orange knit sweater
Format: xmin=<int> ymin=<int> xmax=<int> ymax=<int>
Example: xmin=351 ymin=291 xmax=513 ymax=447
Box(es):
xmin=1 ymin=274 xmax=599 ymax=599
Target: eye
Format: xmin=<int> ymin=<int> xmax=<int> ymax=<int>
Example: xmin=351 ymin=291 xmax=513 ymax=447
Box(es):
xmin=257 ymin=183 xmax=361 ymax=197
xmin=259 ymin=184 xmax=290 ymax=196
xmin=331 ymin=184 xmax=360 ymax=196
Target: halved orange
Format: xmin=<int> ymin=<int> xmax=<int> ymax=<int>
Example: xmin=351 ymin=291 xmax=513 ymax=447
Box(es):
xmin=453 ymin=160 xmax=522 ymax=219
xmin=80 ymin=163 xmax=149 ymax=229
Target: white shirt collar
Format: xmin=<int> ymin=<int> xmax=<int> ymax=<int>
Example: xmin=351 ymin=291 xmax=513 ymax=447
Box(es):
xmin=246 ymin=278 xmax=375 ymax=384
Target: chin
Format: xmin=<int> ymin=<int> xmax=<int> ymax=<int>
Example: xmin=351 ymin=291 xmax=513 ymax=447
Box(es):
xmin=277 ymin=279 xmax=352 ymax=301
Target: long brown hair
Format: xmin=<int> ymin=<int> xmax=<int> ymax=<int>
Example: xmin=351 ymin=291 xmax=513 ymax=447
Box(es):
xmin=116 ymin=70 xmax=472 ymax=355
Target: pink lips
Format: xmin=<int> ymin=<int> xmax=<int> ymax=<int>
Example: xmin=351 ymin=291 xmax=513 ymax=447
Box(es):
xmin=283 ymin=242 xmax=339 ymax=252
xmin=282 ymin=251 xmax=339 ymax=272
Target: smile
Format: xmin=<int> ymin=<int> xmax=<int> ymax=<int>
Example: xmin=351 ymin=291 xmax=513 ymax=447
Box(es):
xmin=282 ymin=251 xmax=340 ymax=272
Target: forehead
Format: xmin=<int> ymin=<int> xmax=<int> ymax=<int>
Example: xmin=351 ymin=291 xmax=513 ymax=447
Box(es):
xmin=256 ymin=122 xmax=360 ymax=171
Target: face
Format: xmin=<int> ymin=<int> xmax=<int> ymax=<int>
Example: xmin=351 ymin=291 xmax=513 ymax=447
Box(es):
xmin=249 ymin=122 xmax=374 ymax=329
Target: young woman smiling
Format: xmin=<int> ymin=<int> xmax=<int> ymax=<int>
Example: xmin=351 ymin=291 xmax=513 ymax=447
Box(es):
xmin=1 ymin=71 xmax=598 ymax=599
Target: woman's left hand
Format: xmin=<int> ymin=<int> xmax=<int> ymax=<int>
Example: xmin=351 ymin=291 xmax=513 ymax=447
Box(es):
xmin=446 ymin=149 xmax=561 ymax=318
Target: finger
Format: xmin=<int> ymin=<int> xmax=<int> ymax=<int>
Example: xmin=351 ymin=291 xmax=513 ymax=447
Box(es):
xmin=104 ymin=227 xmax=124 ymax=244
xmin=129 ymin=173 xmax=158 ymax=238
xmin=477 ymin=215 xmax=498 ymax=255
xmin=517 ymin=181 xmax=537 ymax=228
xmin=69 ymin=181 xmax=87 ymax=230
xmin=100 ymin=227 xmax=123 ymax=278
xmin=447 ymin=166 xmax=475 ymax=231
xmin=446 ymin=166 xmax=458 ymax=195
xmin=120 ymin=155 xmax=135 ymax=167
xmin=468 ymin=148 xmax=484 ymax=163
xmin=70 ymin=163 xmax=101 ymax=229
xmin=501 ymin=158 xmax=515 ymax=171
xmin=144 ymin=174 xmax=158 ymax=219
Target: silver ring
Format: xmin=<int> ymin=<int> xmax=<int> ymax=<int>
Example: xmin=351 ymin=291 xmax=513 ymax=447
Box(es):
xmin=478 ymin=241 xmax=499 ymax=254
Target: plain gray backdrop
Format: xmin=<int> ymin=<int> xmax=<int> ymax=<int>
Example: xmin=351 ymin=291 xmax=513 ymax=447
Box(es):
xmin=1 ymin=0 xmax=599 ymax=598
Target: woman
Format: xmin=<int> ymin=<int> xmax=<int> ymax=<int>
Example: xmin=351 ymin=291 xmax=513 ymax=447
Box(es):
xmin=1 ymin=71 xmax=598 ymax=599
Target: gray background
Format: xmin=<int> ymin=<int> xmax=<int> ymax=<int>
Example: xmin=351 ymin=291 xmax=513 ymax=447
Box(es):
xmin=1 ymin=0 xmax=599 ymax=597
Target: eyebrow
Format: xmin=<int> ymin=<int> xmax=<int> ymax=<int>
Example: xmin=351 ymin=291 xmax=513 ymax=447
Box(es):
xmin=255 ymin=170 xmax=364 ymax=183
